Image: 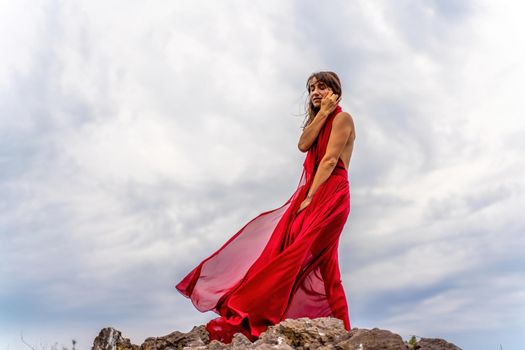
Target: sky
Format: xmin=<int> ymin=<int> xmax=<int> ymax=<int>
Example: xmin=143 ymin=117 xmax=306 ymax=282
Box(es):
xmin=1 ymin=0 xmax=524 ymax=349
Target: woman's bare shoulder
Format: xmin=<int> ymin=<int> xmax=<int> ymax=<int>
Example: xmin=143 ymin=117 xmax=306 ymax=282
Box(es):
xmin=335 ymin=111 xmax=354 ymax=122
xmin=333 ymin=111 xmax=356 ymax=138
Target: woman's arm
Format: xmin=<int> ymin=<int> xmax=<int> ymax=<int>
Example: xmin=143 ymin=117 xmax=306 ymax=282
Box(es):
xmin=298 ymin=111 xmax=330 ymax=152
xmin=306 ymin=112 xmax=354 ymax=198
xmin=298 ymin=92 xmax=340 ymax=152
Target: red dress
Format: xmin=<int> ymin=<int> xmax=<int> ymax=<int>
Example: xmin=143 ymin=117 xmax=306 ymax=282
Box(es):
xmin=176 ymin=106 xmax=351 ymax=343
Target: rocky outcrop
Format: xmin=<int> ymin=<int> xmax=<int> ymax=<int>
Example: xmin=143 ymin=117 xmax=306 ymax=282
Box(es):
xmin=92 ymin=327 xmax=139 ymax=350
xmin=409 ymin=337 xmax=461 ymax=350
xmin=92 ymin=317 xmax=461 ymax=350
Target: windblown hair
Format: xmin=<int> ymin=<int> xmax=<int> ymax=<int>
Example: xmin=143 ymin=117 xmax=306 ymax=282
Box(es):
xmin=301 ymin=71 xmax=342 ymax=130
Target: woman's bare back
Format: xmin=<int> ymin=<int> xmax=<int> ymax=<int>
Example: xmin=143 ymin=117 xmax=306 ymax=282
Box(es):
xmin=337 ymin=113 xmax=356 ymax=171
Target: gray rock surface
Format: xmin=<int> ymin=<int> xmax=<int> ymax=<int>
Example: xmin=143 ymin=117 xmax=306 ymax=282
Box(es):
xmin=92 ymin=327 xmax=139 ymax=350
xmin=335 ymin=328 xmax=406 ymax=350
xmin=92 ymin=317 xmax=462 ymax=350
xmin=141 ymin=325 xmax=209 ymax=350
xmin=412 ymin=337 xmax=462 ymax=350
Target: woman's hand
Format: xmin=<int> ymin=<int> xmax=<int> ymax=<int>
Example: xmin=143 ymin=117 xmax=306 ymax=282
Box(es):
xmin=297 ymin=196 xmax=313 ymax=214
xmin=319 ymin=91 xmax=341 ymax=116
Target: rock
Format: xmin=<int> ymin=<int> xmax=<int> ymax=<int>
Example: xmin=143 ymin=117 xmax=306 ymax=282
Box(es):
xmin=335 ymin=328 xmax=407 ymax=350
xmin=92 ymin=327 xmax=139 ymax=350
xmin=142 ymin=325 xmax=209 ymax=350
xmin=255 ymin=317 xmax=350 ymax=349
xmin=200 ymin=339 xmax=229 ymax=350
xmin=251 ymin=344 xmax=294 ymax=350
xmin=92 ymin=317 xmax=462 ymax=350
xmin=231 ymin=333 xmax=253 ymax=348
xmin=414 ymin=337 xmax=462 ymax=350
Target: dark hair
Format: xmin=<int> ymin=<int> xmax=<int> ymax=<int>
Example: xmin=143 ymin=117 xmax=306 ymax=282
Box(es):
xmin=301 ymin=71 xmax=342 ymax=130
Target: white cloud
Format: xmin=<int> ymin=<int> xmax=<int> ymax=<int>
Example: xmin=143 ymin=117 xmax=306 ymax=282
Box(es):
xmin=1 ymin=1 xmax=525 ymax=349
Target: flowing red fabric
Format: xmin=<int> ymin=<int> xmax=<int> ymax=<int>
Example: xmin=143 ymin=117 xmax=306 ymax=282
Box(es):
xmin=176 ymin=106 xmax=351 ymax=343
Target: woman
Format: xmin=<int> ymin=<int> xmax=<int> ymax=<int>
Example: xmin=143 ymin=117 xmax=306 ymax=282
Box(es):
xmin=176 ymin=71 xmax=356 ymax=343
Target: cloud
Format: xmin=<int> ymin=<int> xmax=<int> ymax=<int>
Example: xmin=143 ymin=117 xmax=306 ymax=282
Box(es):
xmin=1 ymin=0 xmax=525 ymax=349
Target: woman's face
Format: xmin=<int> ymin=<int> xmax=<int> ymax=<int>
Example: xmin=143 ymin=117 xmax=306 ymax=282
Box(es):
xmin=308 ymin=77 xmax=332 ymax=108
